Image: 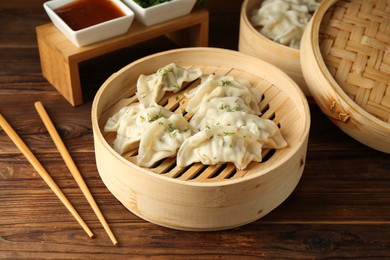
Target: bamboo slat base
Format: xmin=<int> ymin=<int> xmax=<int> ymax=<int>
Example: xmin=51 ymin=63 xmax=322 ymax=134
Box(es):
xmin=36 ymin=9 xmax=209 ymax=106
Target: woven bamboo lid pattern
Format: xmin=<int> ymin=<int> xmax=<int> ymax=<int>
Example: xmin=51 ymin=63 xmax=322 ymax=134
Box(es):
xmin=319 ymin=0 xmax=390 ymax=123
xmin=301 ymin=0 xmax=390 ymax=153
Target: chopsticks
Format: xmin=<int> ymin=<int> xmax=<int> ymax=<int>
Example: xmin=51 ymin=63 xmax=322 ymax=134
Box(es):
xmin=34 ymin=101 xmax=118 ymax=246
xmin=0 ymin=113 xmax=94 ymax=239
xmin=0 ymin=102 xmax=118 ymax=245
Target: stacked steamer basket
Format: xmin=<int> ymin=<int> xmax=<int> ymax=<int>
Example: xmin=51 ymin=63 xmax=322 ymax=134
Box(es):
xmin=301 ymin=0 xmax=390 ymax=153
xmin=92 ymin=48 xmax=310 ymax=231
xmin=239 ymin=0 xmax=311 ymax=96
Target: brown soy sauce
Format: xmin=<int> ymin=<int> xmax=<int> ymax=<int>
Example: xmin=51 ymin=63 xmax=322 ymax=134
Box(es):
xmin=54 ymin=0 xmax=126 ymax=31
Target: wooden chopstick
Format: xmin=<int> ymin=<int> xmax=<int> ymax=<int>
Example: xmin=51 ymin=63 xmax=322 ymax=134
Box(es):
xmin=34 ymin=101 xmax=118 ymax=246
xmin=0 ymin=113 xmax=94 ymax=239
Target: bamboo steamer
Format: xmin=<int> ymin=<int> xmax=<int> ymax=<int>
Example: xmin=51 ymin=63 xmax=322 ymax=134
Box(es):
xmin=238 ymin=0 xmax=311 ymax=96
xmin=92 ymin=47 xmax=310 ymax=231
xmin=301 ymin=0 xmax=390 ymax=153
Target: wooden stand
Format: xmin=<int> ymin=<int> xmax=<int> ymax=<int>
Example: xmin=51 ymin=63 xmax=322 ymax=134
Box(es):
xmin=36 ymin=9 xmax=209 ymax=106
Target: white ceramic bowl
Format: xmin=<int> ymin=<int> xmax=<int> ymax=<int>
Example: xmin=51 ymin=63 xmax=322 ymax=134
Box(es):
xmin=43 ymin=0 xmax=134 ymax=47
xmin=122 ymin=0 xmax=196 ymax=26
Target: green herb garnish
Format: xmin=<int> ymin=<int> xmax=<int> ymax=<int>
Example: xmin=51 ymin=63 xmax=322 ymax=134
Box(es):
xmin=221 ymin=80 xmax=232 ymax=86
xmin=157 ymin=66 xmax=174 ymax=76
xmin=148 ymin=110 xmax=165 ymax=122
xmin=133 ymin=0 xmax=172 ymax=8
xmin=168 ymin=123 xmax=176 ymax=132
xmin=219 ymin=103 xmax=241 ymax=112
xmin=223 ymin=131 xmax=235 ymax=136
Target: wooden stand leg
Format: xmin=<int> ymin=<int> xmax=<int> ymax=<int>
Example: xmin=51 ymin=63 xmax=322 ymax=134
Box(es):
xmin=37 ymin=37 xmax=83 ymax=106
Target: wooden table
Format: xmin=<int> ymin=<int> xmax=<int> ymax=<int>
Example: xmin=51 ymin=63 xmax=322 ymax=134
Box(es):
xmin=1 ymin=1 xmax=389 ymax=258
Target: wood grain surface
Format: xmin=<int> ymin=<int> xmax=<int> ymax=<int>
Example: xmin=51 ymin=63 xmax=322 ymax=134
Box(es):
xmin=1 ymin=1 xmax=389 ymax=259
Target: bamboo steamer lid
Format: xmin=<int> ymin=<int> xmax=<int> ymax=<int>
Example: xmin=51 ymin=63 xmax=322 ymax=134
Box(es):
xmin=239 ymin=0 xmax=311 ymax=96
xmin=301 ymin=0 xmax=390 ymax=153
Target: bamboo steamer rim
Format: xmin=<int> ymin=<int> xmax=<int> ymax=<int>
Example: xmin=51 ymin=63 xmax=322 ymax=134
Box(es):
xmin=301 ymin=0 xmax=390 ymax=152
xmin=241 ymin=0 xmax=300 ymax=54
xmin=92 ymin=47 xmax=311 ymax=187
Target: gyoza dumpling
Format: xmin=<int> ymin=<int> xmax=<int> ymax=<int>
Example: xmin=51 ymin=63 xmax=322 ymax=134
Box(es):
xmin=250 ymin=0 xmax=320 ymax=49
xmin=189 ymin=96 xmax=260 ymax=130
xmin=137 ymin=114 xmax=192 ymax=168
xmin=177 ymin=125 xmax=263 ymax=170
xmin=104 ymin=103 xmax=173 ymax=154
xmin=185 ymin=75 xmax=261 ymax=115
xmin=104 ymin=102 xmax=144 ymax=132
xmin=192 ymin=111 xmax=287 ymax=149
xmin=300 ymin=0 xmax=321 ymax=12
xmin=136 ymin=63 xmax=202 ymax=106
